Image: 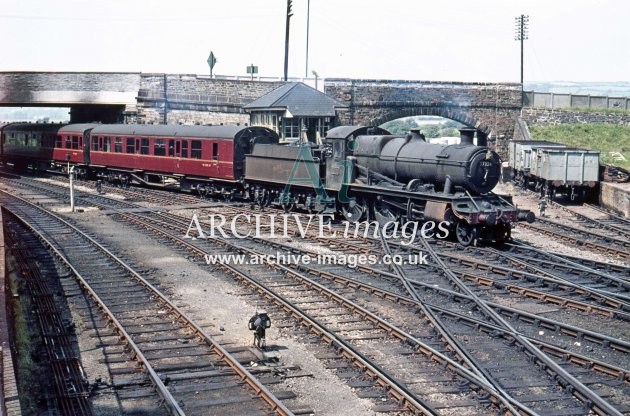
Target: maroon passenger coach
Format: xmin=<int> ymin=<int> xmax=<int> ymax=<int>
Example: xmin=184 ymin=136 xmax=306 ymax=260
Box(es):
xmin=85 ymin=125 xmax=278 ymax=193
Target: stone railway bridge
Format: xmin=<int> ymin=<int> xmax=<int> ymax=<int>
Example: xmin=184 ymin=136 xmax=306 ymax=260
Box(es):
xmin=0 ymin=71 xmax=525 ymax=154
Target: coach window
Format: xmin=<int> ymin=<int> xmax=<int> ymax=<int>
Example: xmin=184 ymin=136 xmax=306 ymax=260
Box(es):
xmin=191 ymin=140 xmax=202 ymax=159
xmin=154 ymin=139 xmax=166 ymax=156
xmin=140 ymin=138 xmax=149 ymax=155
xmin=72 ymin=136 xmax=79 ymax=150
xmin=114 ymin=137 xmax=122 ymax=153
xmin=126 ymin=138 xmax=135 ymax=153
xmin=168 ymin=140 xmax=175 ymax=157
xmin=181 ymin=140 xmax=189 ymax=158
xmin=103 ymin=137 xmax=111 ymax=152
xmin=65 ymin=135 xmax=72 ymax=149
xmin=212 ymin=143 xmax=218 ymax=160
xmin=92 ymin=137 xmax=99 ymax=151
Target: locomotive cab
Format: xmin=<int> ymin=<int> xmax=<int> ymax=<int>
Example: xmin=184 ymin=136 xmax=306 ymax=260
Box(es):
xmin=323 ymin=126 xmax=391 ymax=192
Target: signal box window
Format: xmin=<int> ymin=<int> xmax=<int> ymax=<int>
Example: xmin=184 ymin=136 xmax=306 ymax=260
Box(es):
xmin=212 ymin=143 xmax=218 ymax=160
xmin=181 ymin=140 xmax=188 ymax=158
xmin=191 ymin=140 xmax=202 ymax=159
xmin=154 ymin=139 xmax=166 ymax=156
xmin=114 ymin=137 xmax=122 ymax=153
xmin=126 ymin=138 xmax=135 ymax=154
xmin=140 ymin=138 xmax=149 ymax=155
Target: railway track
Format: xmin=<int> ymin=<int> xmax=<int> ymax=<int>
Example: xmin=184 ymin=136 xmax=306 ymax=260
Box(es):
xmin=429 ymin=241 xmax=630 ymax=308
xmin=517 ymin=218 xmax=629 ymax=261
xmin=502 ymin=242 xmax=630 ymax=285
xmin=4 ymin=219 xmax=94 ymax=416
xmin=585 ymin=204 xmax=630 ymax=233
xmin=0 ymin=190 xmax=292 ymax=416
xmin=548 ymin=202 xmax=630 ymax=241
xmin=3 ymin=176 xmax=630 ymax=414
xmin=131 ymin=201 xmax=630 ymax=414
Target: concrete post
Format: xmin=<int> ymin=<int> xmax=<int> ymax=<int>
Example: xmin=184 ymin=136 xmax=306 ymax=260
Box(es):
xmin=69 ymin=166 xmax=75 ymax=212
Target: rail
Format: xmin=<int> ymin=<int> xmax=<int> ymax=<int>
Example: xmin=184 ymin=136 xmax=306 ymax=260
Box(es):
xmin=0 ymin=190 xmax=293 ymax=416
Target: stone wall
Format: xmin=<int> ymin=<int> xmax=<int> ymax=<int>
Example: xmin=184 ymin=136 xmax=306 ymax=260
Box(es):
xmin=599 ymin=182 xmax=630 ymax=218
xmin=324 ymin=78 xmax=522 ymax=156
xmin=136 ymin=74 xmax=284 ymax=124
xmin=521 ymin=108 xmax=630 ymax=126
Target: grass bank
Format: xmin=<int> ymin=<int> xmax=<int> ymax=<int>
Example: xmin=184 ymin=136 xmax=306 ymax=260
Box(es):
xmin=528 ymin=124 xmax=630 ymax=170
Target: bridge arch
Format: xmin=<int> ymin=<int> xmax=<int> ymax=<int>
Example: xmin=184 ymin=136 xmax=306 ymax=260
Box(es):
xmin=367 ymin=106 xmax=492 ymax=135
xmin=325 ymin=78 xmax=522 ymax=155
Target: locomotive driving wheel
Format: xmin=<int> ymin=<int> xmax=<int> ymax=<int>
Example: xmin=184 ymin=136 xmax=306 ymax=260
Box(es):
xmin=456 ymin=222 xmax=477 ymax=246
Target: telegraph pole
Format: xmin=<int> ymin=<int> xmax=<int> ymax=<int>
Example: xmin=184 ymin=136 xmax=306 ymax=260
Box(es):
xmin=284 ymin=0 xmax=293 ymax=81
xmin=515 ymin=14 xmax=529 ymax=105
xmin=305 ymin=0 xmax=310 ymax=78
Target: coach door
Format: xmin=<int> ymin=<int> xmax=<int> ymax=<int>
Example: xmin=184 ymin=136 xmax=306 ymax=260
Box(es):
xmin=169 ymin=139 xmax=183 ymax=172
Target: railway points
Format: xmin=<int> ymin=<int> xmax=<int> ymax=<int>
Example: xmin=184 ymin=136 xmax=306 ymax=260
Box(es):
xmin=0 ymin=173 xmax=628 ymax=415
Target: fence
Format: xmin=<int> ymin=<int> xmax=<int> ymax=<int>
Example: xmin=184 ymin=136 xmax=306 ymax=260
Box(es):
xmin=523 ymin=91 xmax=630 ymax=110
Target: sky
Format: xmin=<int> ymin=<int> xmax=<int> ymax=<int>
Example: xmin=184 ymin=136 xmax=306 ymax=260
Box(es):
xmin=1 ymin=0 xmax=628 ymax=83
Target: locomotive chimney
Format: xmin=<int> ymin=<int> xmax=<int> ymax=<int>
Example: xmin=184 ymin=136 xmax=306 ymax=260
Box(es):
xmin=408 ymin=128 xmax=426 ymax=141
xmin=459 ymin=128 xmax=476 ymax=146
xmin=476 ymin=131 xmax=488 ymax=147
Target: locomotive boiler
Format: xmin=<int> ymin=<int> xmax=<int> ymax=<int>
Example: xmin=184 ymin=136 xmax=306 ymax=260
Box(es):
xmin=352 ymin=128 xmax=501 ymax=194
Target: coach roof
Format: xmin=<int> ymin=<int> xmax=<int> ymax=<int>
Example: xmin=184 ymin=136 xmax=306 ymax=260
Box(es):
xmin=90 ymin=124 xmax=253 ymax=139
xmin=59 ymin=124 xmax=100 ymax=133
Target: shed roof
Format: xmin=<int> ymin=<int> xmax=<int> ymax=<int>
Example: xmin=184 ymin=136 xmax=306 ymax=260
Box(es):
xmin=243 ymin=82 xmax=346 ymax=117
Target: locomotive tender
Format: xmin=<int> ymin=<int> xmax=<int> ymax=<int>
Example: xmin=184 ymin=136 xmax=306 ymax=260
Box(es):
xmin=0 ymin=122 xmax=534 ymax=245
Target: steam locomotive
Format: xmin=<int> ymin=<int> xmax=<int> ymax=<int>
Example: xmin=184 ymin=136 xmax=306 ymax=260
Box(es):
xmin=247 ymin=126 xmax=533 ymax=244
xmin=0 ymin=122 xmax=534 ymax=245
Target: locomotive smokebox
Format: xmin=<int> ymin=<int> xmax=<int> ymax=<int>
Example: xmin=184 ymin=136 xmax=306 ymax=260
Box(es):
xmin=459 ymin=128 xmax=476 ymax=146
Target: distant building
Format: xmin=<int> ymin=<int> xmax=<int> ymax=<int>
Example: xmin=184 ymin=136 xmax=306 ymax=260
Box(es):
xmin=243 ymin=82 xmax=347 ymax=143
